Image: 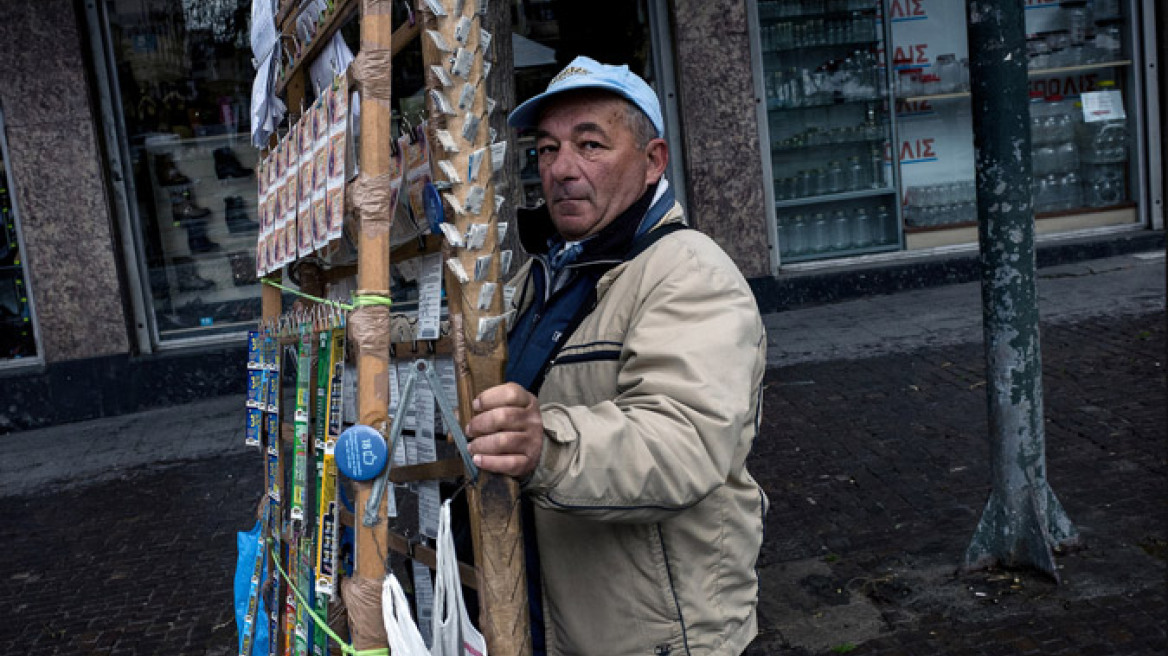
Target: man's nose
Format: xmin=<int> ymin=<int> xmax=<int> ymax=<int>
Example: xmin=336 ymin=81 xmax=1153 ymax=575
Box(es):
xmin=546 ymin=149 xmax=580 ymax=182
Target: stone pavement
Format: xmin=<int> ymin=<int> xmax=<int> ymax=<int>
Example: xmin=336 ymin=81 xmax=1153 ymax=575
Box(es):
xmin=0 ymin=251 xmax=1163 ymax=655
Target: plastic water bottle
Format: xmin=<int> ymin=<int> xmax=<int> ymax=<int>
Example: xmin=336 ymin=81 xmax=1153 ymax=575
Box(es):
xmin=811 ymin=213 xmax=829 ymax=253
xmin=831 ymin=210 xmax=851 ymax=250
xmin=854 ymin=207 xmax=873 ymax=248
xmin=790 ymin=215 xmax=809 ymax=255
xmin=875 ymin=204 xmax=894 ymax=245
xmin=848 ymin=156 xmax=866 ymax=191
xmin=869 ymin=146 xmax=885 ymax=188
xmin=1029 ymin=91 xmax=1050 ymax=144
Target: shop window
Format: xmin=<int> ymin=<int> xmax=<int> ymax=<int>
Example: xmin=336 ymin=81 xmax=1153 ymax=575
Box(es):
xmin=756 ymin=0 xmax=1147 ymax=265
xmin=0 ymin=108 xmax=39 ymax=362
xmin=100 ymin=0 xmax=261 ymax=341
xmin=891 ymin=0 xmax=1139 ymax=252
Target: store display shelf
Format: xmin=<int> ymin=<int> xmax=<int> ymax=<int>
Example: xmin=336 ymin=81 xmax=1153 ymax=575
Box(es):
xmin=775 ymin=187 xmax=896 ymax=208
xmin=899 ymin=90 xmax=971 ymax=103
xmin=772 ymin=134 xmax=885 ymax=152
xmin=893 ymin=60 xmax=1132 ymax=103
xmin=780 ymin=240 xmax=900 ymax=264
xmin=275 ymin=0 xmax=359 ymax=97
xmin=902 ymin=201 xmax=1138 ymax=233
xmin=767 ymin=95 xmax=886 ymax=112
xmin=762 ymin=39 xmax=880 ymax=55
xmin=758 ymin=6 xmax=878 ymax=23
xmin=1027 ymin=59 xmax=1132 ymax=78
xmin=275 ymin=0 xmax=420 ymax=99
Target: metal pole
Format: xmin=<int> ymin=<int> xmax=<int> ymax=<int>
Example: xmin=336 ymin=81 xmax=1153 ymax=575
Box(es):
xmin=963 ymin=0 xmax=1078 ymax=581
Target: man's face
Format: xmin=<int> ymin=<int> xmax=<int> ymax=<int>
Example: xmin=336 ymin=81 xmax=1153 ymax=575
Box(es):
xmin=534 ymin=93 xmax=667 ymax=241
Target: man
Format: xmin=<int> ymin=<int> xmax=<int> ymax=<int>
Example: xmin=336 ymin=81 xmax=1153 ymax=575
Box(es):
xmin=466 ymin=56 xmax=767 ymax=656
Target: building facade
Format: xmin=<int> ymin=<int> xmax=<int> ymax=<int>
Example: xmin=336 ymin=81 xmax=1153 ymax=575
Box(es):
xmin=0 ymin=0 xmax=1162 ymax=429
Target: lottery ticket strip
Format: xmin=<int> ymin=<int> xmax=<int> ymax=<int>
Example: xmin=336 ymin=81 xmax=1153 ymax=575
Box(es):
xmin=241 ymin=1 xmax=530 ymax=655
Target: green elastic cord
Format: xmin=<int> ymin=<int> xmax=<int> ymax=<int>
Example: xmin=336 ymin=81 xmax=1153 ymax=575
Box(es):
xmin=269 ymin=546 xmax=389 ymax=656
xmin=260 ymin=278 xmax=392 ymax=312
xmin=350 ymin=295 xmax=394 ymax=309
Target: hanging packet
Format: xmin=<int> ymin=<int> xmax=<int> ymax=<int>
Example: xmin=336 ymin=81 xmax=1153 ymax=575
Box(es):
xmin=381 ymin=573 xmax=431 ymax=656
xmin=234 ymin=520 xmax=270 ymax=656
xmin=431 ymin=500 xmax=488 ymax=656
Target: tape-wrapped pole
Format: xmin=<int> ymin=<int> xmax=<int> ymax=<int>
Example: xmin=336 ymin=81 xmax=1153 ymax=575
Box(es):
xmin=420 ymin=3 xmax=532 ymax=655
xmin=347 ymin=0 xmax=394 ymax=650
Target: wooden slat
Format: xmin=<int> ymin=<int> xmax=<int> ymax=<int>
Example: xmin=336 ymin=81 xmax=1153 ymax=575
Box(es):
xmin=385 ymin=533 xmax=480 ymax=591
xmin=388 ymin=457 xmax=466 ymax=484
xmin=331 ymin=516 xmax=481 ymax=591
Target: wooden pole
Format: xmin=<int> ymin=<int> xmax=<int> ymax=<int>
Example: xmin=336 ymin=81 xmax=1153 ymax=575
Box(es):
xmin=419 ymin=4 xmax=532 ymax=655
xmin=349 ymin=0 xmax=394 ymax=649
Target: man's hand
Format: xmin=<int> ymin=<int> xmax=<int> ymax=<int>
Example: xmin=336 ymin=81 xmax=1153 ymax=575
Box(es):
xmin=466 ymin=383 xmax=544 ymax=478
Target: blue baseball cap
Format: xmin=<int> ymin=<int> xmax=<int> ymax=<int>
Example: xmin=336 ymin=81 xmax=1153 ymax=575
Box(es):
xmin=508 ymin=56 xmax=665 ymax=137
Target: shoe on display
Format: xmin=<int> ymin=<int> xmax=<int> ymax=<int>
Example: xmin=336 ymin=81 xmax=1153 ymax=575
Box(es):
xmin=183 ymin=218 xmax=221 ymax=254
xmin=155 ymin=153 xmax=192 ymax=187
xmin=224 ymin=196 xmax=259 ymax=234
xmin=214 ymin=147 xmax=254 ymax=179
xmin=228 ymin=250 xmax=258 ymax=286
xmin=172 ymin=196 xmax=211 ymax=223
xmin=172 ymin=256 xmax=216 ymax=292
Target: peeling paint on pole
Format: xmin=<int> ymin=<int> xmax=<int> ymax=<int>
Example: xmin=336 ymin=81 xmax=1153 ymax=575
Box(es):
xmin=963 ymin=0 xmax=1078 ymax=581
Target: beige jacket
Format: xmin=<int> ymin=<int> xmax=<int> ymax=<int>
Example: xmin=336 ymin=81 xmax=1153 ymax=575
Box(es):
xmin=521 ymin=203 xmax=768 ymax=656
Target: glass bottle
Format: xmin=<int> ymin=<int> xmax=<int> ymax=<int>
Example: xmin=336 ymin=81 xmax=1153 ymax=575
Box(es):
xmin=777 ymin=215 xmax=791 ymax=255
xmin=854 ymin=207 xmax=873 ymax=248
xmin=1063 ymin=0 xmax=1092 ymax=46
xmin=790 ymin=214 xmax=808 ymax=255
xmin=811 ymin=212 xmax=829 ymax=253
xmin=1094 ymin=19 xmax=1123 ymax=61
xmin=826 ymin=160 xmax=844 ymax=193
xmin=848 ymin=156 xmax=865 ymax=191
xmin=874 ymin=204 xmax=894 ymax=245
xmin=831 ymin=210 xmax=851 ymax=250
xmin=869 ymin=146 xmax=885 ymax=188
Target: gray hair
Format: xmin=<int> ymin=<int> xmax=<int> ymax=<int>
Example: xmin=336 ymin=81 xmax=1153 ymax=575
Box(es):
xmin=622 ymin=100 xmax=660 ymax=149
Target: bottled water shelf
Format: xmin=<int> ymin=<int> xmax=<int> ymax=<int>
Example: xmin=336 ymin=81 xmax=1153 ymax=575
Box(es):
xmin=762 ymin=39 xmax=880 ymax=56
xmin=774 ymin=187 xmax=896 ymax=209
xmin=771 ymin=134 xmax=885 ymax=153
xmin=758 ymin=7 xmax=878 ymax=23
xmin=779 ymin=241 xmax=900 ymax=264
xmin=1027 ymin=59 xmax=1132 ymax=77
xmin=766 ymin=95 xmax=887 ymax=112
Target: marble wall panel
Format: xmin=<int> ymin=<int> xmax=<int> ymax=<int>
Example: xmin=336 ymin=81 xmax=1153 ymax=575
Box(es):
xmin=1 ymin=1 xmax=130 ymax=362
xmin=672 ymin=0 xmax=772 ymax=278
xmin=0 ymin=0 xmax=95 ymax=127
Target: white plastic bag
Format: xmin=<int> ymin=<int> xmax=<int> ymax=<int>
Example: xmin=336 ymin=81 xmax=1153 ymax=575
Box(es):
xmin=381 ymin=572 xmax=431 ymax=656
xmin=431 ymin=500 xmax=488 ymax=656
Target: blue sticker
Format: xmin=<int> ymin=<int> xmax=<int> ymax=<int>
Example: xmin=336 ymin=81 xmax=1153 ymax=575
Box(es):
xmin=335 ymin=425 xmax=388 ymax=481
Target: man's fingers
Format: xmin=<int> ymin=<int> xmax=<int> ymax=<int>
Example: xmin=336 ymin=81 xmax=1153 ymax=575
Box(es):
xmin=472 ymin=453 xmax=532 ymax=478
xmin=466 ymin=404 xmax=536 ymax=438
xmin=473 ymin=382 xmax=533 ymax=412
xmin=466 ymin=431 xmax=534 ymax=458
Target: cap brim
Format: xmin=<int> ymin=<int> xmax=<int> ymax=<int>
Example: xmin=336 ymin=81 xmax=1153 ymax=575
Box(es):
xmin=507 ymin=77 xmax=640 ymax=133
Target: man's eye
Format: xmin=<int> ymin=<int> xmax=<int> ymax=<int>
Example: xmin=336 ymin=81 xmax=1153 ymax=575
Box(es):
xmin=537 ymin=144 xmax=557 ymax=155
xmin=581 ymin=141 xmax=602 ymax=150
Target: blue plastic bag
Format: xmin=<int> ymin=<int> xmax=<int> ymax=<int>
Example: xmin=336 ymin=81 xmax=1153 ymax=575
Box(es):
xmin=235 ymin=520 xmax=270 ymax=656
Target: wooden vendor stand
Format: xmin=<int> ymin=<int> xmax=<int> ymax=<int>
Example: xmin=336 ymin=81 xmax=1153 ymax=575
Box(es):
xmin=257 ymin=0 xmax=531 ymax=654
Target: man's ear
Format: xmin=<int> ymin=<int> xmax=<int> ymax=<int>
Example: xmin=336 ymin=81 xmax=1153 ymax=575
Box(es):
xmin=644 ymin=138 xmax=669 ymax=185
